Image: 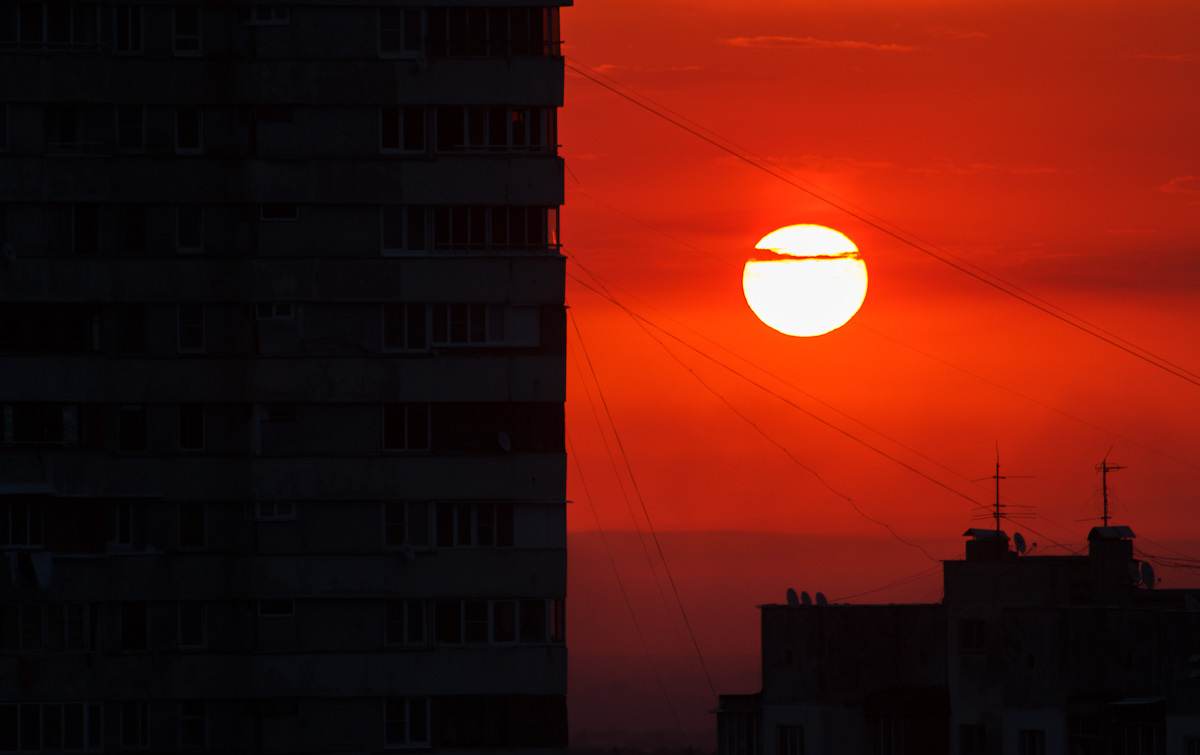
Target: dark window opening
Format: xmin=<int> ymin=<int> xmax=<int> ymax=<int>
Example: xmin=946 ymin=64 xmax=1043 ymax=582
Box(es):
xmin=118 ymin=404 xmax=147 ymax=452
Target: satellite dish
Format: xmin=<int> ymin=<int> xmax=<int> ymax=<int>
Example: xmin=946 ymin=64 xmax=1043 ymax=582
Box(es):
xmin=498 ymin=431 xmax=512 ymax=452
xmin=1013 ymin=532 xmax=1027 ymax=554
xmin=1128 ymin=561 xmax=1142 ymax=583
xmin=1141 ymin=562 xmax=1156 ymax=589
xmin=815 ymin=592 xmax=828 ymax=606
xmin=800 ymin=591 xmax=813 ymax=606
xmin=786 ymin=588 xmax=800 ymax=607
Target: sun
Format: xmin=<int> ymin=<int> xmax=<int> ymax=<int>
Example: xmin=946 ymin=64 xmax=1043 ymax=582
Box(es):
xmin=742 ymin=224 xmax=868 ymax=337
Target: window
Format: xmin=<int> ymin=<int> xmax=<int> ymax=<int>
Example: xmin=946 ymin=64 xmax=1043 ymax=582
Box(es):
xmin=871 ymin=715 xmax=902 ymax=755
xmin=719 ymin=712 xmax=758 ymax=755
xmin=173 ymin=7 xmax=201 ymax=55
xmin=958 ymin=618 xmax=986 ymax=651
xmin=382 ymin=404 xmax=430 ymax=451
xmin=380 ymin=107 xmax=426 ymax=153
xmin=118 ymin=404 xmax=148 ymax=452
xmin=431 ymin=205 xmax=557 ymax=251
xmin=47 ymin=3 xmax=99 ymax=49
xmin=378 ymin=8 xmax=423 ymax=57
xmin=4 ymin=403 xmax=79 ymax=447
xmin=177 ymin=305 xmax=204 ymax=352
xmin=255 ymin=302 xmax=295 ymax=320
xmin=121 ymin=701 xmax=148 ymax=748
xmin=1018 ymin=729 xmax=1046 ymax=755
xmin=385 ymin=697 xmax=429 ymax=748
xmin=385 ymin=599 xmax=426 ymax=646
xmin=550 ymin=598 xmax=565 ymax=643
xmin=114 ymin=5 xmax=141 ymax=53
xmin=382 ymin=303 xmax=429 ymax=352
xmin=116 ymin=205 xmax=147 ymax=253
xmin=0 ymin=304 xmax=98 ymax=353
xmin=435 ymin=502 xmax=514 ymax=548
xmin=258 ymin=599 xmax=295 ymax=617
xmin=175 ymin=107 xmax=202 ymax=153
xmin=120 ymin=601 xmax=148 ymax=650
xmin=117 ymin=105 xmax=144 ymax=151
xmin=109 ymin=500 xmax=134 ymax=548
xmin=384 ymin=501 xmax=430 ymax=548
xmin=0 ymin=604 xmax=88 ymax=650
xmin=247 ymin=500 xmax=294 ymax=520
xmin=960 ymin=724 xmax=986 ymax=755
xmin=46 ymin=203 xmax=100 ymax=255
xmin=1 ymin=4 xmax=100 ymax=51
xmin=0 ymin=498 xmax=44 ymax=547
xmin=380 ymin=206 xmax=427 ymax=254
xmin=434 ymin=106 xmax=555 ymax=153
xmin=112 ymin=306 xmax=147 ymax=355
xmin=178 ymin=701 xmax=206 ymax=749
xmin=260 ymin=203 xmax=298 ymax=221
xmin=178 ymin=503 xmax=205 ymax=549
xmin=1117 ymin=723 xmax=1164 ymax=755
xmin=0 ymin=702 xmax=103 ymax=752
xmin=777 ymin=725 xmax=805 ymax=755
xmin=427 ymin=7 xmax=561 ymax=57
xmin=178 ymin=405 xmax=204 ymax=451
xmin=430 ymin=303 xmax=504 ymax=345
xmin=178 ymin=602 xmax=206 ymax=648
xmin=240 ymin=6 xmax=290 ymax=25
xmin=434 ymin=598 xmax=560 ymax=645
xmin=45 ymin=104 xmax=79 ymax=152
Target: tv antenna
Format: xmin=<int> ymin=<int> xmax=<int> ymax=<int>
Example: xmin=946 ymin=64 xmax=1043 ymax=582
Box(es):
xmin=1095 ymin=451 xmax=1125 ymax=527
xmin=973 ymin=448 xmax=1034 ymax=534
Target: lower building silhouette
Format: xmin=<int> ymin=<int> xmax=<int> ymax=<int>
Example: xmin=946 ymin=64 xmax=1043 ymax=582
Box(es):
xmin=716 ymin=527 xmax=1200 ymax=755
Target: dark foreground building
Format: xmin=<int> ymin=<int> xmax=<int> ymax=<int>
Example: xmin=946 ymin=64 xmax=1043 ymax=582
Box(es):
xmin=716 ymin=527 xmax=1200 ymax=755
xmin=1 ymin=2 xmax=570 ymax=751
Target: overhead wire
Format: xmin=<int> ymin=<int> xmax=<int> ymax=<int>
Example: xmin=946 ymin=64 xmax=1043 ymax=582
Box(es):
xmin=568 ymin=324 xmax=709 ymax=678
xmin=568 ymin=309 xmax=720 ymax=703
xmin=564 ymin=59 xmax=1200 ymax=391
xmin=565 ymin=430 xmax=690 ymax=741
xmin=568 ymin=269 xmax=987 ymax=512
xmin=572 ymin=267 xmax=942 ymax=562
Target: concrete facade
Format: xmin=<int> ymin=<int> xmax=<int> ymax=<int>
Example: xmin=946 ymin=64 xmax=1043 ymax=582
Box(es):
xmin=717 ymin=528 xmax=1200 ymax=755
xmin=1 ymin=2 xmax=570 ymax=751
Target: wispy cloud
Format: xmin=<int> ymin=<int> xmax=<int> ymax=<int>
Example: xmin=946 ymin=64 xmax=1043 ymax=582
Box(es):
xmin=909 ymin=161 xmax=1060 ymax=176
xmin=1158 ymin=175 xmax=1200 ymax=194
xmin=591 ymin=64 xmax=705 ymax=73
xmin=725 ymin=36 xmax=917 ymax=53
xmin=1124 ymin=53 xmax=1200 ymax=63
xmin=925 ymin=27 xmax=989 ymax=40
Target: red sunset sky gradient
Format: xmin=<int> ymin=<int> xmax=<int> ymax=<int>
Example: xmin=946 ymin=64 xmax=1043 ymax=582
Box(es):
xmin=556 ymin=0 xmax=1200 ymax=746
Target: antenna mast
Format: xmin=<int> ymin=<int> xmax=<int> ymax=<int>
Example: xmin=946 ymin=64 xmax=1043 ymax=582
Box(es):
xmin=977 ymin=451 xmax=1033 ymax=534
xmin=1096 ymin=457 xmax=1125 ymax=527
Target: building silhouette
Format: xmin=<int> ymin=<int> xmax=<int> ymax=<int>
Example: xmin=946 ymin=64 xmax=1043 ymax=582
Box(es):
xmin=1 ymin=2 xmax=569 ymax=751
xmin=716 ymin=527 xmax=1200 ymax=755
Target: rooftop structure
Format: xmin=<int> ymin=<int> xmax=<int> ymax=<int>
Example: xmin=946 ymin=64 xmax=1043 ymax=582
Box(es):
xmin=717 ymin=527 xmax=1200 ymax=755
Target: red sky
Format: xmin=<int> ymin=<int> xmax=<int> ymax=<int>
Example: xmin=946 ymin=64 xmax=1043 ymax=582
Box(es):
xmin=558 ymin=0 xmax=1200 ymax=745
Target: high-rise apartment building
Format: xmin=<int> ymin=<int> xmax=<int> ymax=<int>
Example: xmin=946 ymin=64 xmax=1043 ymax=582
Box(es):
xmin=0 ymin=3 xmax=569 ymax=751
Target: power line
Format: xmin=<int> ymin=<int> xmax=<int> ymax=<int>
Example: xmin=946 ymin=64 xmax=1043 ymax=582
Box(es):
xmin=565 ymin=430 xmax=690 ymax=741
xmin=568 ymin=309 xmax=720 ymax=703
xmin=565 ymin=60 xmax=1200 ymax=391
xmin=568 ymin=269 xmax=987 ymax=511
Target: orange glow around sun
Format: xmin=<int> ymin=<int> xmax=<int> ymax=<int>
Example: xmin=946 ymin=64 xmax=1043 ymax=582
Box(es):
xmin=742 ymin=224 xmax=868 ymax=337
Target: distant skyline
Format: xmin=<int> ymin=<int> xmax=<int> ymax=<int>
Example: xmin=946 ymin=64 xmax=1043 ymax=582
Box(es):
xmin=560 ymin=0 xmax=1200 ymax=745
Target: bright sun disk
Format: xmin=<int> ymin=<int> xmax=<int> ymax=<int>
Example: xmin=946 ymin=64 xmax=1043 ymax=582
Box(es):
xmin=742 ymin=224 xmax=868 ymax=337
